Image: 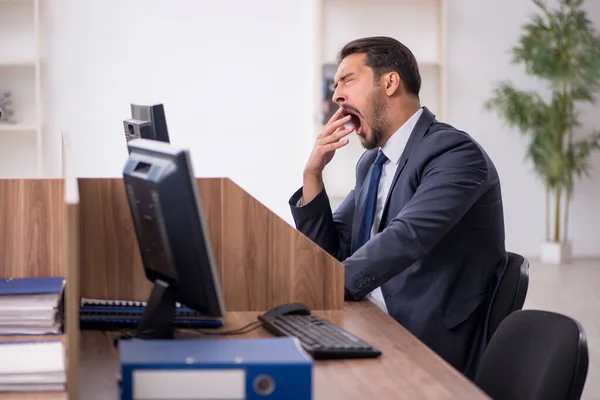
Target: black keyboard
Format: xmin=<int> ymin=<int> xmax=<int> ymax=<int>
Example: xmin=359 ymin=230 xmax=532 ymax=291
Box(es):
xmin=258 ymin=314 xmax=382 ymax=360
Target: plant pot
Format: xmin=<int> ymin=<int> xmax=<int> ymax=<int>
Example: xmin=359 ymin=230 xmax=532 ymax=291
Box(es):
xmin=540 ymin=240 xmax=572 ymax=265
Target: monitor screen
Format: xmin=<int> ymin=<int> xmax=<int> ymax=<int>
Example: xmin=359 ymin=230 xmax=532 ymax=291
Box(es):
xmin=122 ymin=138 xmax=225 ymax=339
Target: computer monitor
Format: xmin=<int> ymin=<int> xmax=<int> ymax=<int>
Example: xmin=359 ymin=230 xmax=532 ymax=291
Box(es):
xmin=122 ymin=138 xmax=226 ymax=339
xmin=123 ymin=103 xmax=170 ymax=145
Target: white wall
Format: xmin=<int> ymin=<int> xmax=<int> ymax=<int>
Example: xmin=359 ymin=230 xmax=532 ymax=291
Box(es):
xmin=41 ymin=0 xmax=319 ymax=225
xmin=39 ymin=0 xmax=600 ymax=257
xmin=446 ymin=0 xmax=600 ymax=258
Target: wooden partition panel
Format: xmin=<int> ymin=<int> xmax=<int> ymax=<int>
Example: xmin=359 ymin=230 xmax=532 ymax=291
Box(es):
xmin=78 ymin=177 xmax=344 ymax=311
xmin=215 ymin=178 xmax=344 ymax=311
xmin=64 ymin=178 xmax=80 ymax=400
xmin=78 ymin=178 xmax=148 ymax=301
xmin=0 ymin=179 xmax=69 ymax=399
xmin=0 ymin=179 xmax=65 ymax=278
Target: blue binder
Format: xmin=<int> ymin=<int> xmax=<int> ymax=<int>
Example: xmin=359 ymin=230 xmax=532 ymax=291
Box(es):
xmin=0 ymin=277 xmax=65 ymax=335
xmin=119 ymin=337 xmax=312 ymax=400
xmin=79 ymin=298 xmax=223 ymax=330
xmin=0 ymin=277 xmax=65 ymax=295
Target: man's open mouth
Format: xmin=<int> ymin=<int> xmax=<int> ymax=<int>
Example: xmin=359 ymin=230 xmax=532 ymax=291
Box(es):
xmin=342 ymin=109 xmax=363 ymax=135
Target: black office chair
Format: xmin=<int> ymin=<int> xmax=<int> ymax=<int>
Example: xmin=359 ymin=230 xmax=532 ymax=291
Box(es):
xmin=486 ymin=251 xmax=529 ymax=341
xmin=475 ymin=310 xmax=589 ymax=400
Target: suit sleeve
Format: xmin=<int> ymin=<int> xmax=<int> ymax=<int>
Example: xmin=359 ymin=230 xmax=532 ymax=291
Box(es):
xmin=289 ymin=185 xmax=354 ymax=262
xmin=343 ymin=132 xmax=490 ymax=300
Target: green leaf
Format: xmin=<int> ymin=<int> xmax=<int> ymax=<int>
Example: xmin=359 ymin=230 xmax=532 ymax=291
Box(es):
xmin=485 ymin=82 xmax=551 ymax=135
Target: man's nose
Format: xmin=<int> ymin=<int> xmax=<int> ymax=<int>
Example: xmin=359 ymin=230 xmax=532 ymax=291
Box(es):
xmin=332 ymin=87 xmax=346 ymax=105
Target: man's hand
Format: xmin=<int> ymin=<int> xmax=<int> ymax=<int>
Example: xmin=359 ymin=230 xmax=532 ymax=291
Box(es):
xmin=302 ymin=108 xmax=354 ymax=204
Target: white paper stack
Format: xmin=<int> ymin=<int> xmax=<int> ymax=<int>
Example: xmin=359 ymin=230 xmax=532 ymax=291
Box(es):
xmin=0 ymin=341 xmax=66 ymax=392
xmin=0 ymin=277 xmax=65 ymax=335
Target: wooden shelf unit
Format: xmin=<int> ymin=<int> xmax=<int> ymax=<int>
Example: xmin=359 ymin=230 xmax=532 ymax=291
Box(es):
xmin=0 ymin=0 xmax=44 ymax=178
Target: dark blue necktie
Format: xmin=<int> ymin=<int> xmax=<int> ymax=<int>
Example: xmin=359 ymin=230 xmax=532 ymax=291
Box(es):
xmin=356 ymin=150 xmax=389 ymax=250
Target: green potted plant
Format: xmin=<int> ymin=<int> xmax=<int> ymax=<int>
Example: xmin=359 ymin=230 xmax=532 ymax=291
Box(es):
xmin=485 ymin=0 xmax=600 ymax=264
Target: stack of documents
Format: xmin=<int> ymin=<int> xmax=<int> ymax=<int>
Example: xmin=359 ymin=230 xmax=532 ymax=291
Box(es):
xmin=0 ymin=277 xmax=65 ymax=335
xmin=0 ymin=340 xmax=66 ymax=392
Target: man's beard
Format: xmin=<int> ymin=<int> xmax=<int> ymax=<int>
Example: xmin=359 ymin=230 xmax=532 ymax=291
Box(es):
xmin=360 ymin=89 xmax=388 ymax=150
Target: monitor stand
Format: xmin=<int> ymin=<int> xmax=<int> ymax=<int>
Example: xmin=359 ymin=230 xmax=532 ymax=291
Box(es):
xmin=134 ymin=280 xmax=177 ymax=339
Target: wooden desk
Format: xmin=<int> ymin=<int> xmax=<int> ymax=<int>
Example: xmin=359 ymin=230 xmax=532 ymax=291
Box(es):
xmin=80 ymin=302 xmax=489 ymax=400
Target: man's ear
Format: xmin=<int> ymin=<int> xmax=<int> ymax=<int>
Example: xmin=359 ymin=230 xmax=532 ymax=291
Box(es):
xmin=383 ymin=72 xmax=402 ymax=97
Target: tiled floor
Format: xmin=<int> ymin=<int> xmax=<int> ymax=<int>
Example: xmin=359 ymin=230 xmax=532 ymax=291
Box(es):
xmin=523 ymin=258 xmax=600 ymax=400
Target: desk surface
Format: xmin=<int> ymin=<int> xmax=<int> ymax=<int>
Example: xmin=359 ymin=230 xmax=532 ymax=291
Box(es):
xmin=80 ymin=301 xmax=489 ymax=400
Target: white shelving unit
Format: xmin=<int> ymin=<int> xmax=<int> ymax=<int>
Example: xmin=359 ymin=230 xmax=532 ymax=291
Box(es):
xmin=0 ymin=0 xmax=43 ymax=177
xmin=314 ymin=0 xmax=447 ymax=202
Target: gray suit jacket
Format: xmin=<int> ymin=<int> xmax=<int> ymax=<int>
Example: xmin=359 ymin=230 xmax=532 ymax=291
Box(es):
xmin=289 ymin=107 xmax=507 ymax=379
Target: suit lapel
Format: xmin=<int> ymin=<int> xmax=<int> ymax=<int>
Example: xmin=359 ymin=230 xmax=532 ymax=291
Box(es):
xmin=377 ymin=107 xmax=436 ymax=231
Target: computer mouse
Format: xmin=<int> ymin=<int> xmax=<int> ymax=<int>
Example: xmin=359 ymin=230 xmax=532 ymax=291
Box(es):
xmin=262 ymin=303 xmax=311 ymax=318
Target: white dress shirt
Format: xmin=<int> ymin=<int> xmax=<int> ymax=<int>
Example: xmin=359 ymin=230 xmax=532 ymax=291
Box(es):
xmin=365 ymin=107 xmax=423 ymax=313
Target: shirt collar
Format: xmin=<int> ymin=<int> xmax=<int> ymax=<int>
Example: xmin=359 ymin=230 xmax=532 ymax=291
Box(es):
xmin=380 ymin=107 xmax=424 ymax=165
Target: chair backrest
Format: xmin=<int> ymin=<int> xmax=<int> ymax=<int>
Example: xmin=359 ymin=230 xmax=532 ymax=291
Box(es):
xmin=475 ymin=310 xmax=589 ymax=400
xmin=487 ymin=251 xmax=529 ymax=340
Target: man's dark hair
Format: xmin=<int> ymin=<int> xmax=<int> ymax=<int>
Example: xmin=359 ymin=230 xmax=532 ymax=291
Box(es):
xmin=337 ymin=36 xmax=421 ymax=98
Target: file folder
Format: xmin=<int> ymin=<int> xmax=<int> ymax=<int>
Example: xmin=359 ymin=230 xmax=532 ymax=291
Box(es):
xmin=0 ymin=340 xmax=66 ymax=392
xmin=0 ymin=277 xmax=65 ymax=335
xmin=119 ymin=336 xmax=312 ymax=400
xmin=0 ymin=277 xmax=65 ymax=297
